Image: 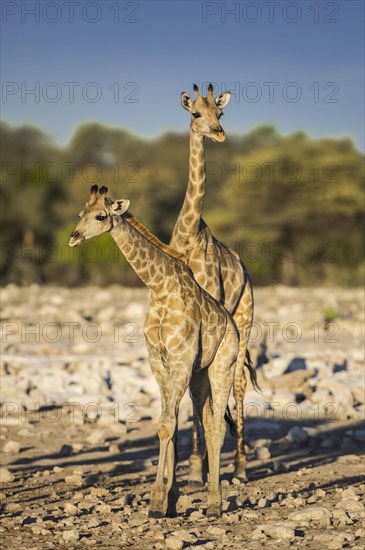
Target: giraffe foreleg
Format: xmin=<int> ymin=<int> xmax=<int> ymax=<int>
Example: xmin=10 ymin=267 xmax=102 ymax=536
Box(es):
xmin=145 ymin=352 xmax=172 ymax=518
xmin=149 ymin=412 xmax=177 ymax=518
xmin=149 ymin=356 xmax=192 ymax=518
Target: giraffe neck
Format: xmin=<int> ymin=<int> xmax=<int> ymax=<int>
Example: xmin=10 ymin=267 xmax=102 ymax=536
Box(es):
xmin=110 ymin=213 xmax=178 ymax=299
xmin=170 ymin=130 xmax=205 ymax=252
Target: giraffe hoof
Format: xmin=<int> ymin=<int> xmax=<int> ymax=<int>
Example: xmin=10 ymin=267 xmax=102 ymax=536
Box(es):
xmin=233 ymin=463 xmax=248 ymax=483
xmin=207 ymin=507 xmax=221 ymax=518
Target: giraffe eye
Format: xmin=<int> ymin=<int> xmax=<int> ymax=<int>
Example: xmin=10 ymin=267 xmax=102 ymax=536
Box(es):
xmin=96 ymin=215 xmax=107 ymax=222
xmin=192 ymin=112 xmax=201 ymax=118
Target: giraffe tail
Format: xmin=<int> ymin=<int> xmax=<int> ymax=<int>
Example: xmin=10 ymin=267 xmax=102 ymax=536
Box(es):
xmin=224 ymin=405 xmax=237 ymax=438
xmin=245 ymin=348 xmax=261 ymax=392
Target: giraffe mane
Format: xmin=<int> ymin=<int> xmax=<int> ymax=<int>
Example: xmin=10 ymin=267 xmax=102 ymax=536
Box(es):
xmin=125 ymin=214 xmax=185 ymax=261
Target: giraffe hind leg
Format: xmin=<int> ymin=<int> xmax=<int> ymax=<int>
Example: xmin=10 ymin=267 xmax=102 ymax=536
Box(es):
xmin=204 ymin=331 xmax=237 ymax=517
xmin=189 ymin=368 xmax=213 ymax=488
xmin=232 ymin=354 xmax=248 ymax=481
xmin=188 ymin=399 xmax=204 ymax=487
xmin=232 ymin=287 xmax=254 ymax=482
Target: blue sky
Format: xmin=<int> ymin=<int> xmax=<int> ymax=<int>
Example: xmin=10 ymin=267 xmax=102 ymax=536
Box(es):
xmin=1 ymin=0 xmax=364 ymax=148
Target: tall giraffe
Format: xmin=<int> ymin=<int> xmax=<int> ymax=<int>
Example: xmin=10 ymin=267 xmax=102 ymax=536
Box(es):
xmin=170 ymin=83 xmax=258 ymax=483
xmin=69 ymin=185 xmax=239 ymax=518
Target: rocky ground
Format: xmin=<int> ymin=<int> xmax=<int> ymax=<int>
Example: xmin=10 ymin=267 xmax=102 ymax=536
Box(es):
xmin=0 ymin=285 xmax=364 ymax=549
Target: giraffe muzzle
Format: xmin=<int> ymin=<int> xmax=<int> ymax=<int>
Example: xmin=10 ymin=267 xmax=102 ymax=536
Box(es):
xmin=69 ymin=230 xmax=84 ymax=247
xmin=212 ymin=128 xmax=226 ymax=143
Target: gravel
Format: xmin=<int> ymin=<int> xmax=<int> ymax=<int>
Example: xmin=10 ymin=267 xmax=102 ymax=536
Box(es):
xmin=0 ymin=285 xmax=363 ymax=548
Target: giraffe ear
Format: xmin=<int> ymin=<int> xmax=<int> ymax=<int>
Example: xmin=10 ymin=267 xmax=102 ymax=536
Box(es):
xmin=181 ymin=92 xmax=193 ymax=112
xmin=215 ymin=91 xmax=231 ymax=110
xmin=79 ymin=201 xmax=89 ymax=216
xmin=110 ymin=199 xmax=130 ymax=215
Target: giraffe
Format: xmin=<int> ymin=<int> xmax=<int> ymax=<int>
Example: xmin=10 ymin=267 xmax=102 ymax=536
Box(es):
xmin=69 ymin=185 xmax=239 ymax=518
xmin=170 ymin=83 xmax=259 ymax=484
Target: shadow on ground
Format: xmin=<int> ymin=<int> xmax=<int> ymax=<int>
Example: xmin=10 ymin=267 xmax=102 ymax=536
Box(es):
xmin=7 ymin=413 xmax=365 ymax=502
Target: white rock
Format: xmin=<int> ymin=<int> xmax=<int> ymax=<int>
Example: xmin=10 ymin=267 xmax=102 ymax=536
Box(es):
xmin=255 ymin=447 xmax=271 ymax=460
xmin=350 ymin=349 xmax=364 ymax=363
xmin=336 ymin=499 xmax=364 ymax=512
xmin=318 ymin=380 xmax=354 ymax=408
xmin=206 ymin=526 xmax=226 ymax=536
xmin=145 ymin=527 xmax=164 ymax=541
xmin=315 ymin=533 xmax=343 ymax=546
xmin=244 ymin=393 xmax=270 ymax=417
xmin=177 ymin=494 xmax=192 ymax=513
xmin=64 ymin=474 xmax=84 ymax=486
xmin=309 ymin=389 xmax=331 ymax=405
xmin=341 ymin=487 xmax=358 ymax=499
xmin=98 ymin=306 xmax=116 ymax=322
xmin=0 ymin=416 xmax=21 ymax=426
xmin=3 ymin=440 xmax=21 ymax=453
xmin=87 ymin=518 xmax=100 ymax=528
xmin=50 ymin=293 xmax=64 ymax=306
xmin=263 ymin=356 xmax=291 ymax=378
xmin=139 ymin=376 xmax=159 ymax=397
xmin=62 ymin=529 xmax=79 ymax=541
xmin=306 ymin=358 xmax=332 ymax=376
xmin=171 ymin=529 xmax=196 ymax=543
xmin=272 ymin=389 xmax=296 ymax=405
xmin=95 ymin=503 xmax=111 ymax=514
xmin=351 ymin=388 xmax=365 ymax=405
xmin=252 ymin=438 xmax=272 ymax=449
xmin=257 ymin=498 xmax=270 ymax=508
xmin=254 ymin=521 xmax=295 ymax=539
xmin=289 ymin=506 xmax=331 ymax=524
xmin=64 ymin=503 xmax=78 ymax=515
xmin=165 ymin=536 xmax=184 ymax=550
xmin=332 ymin=509 xmax=353 ymax=525
xmin=0 ymin=468 xmax=14 ymax=482
xmin=123 ymin=302 xmax=145 ymax=320
xmin=94 ymin=289 xmax=113 ymax=302
xmin=38 ymin=304 xmax=59 ymax=316
xmin=86 ymin=430 xmax=105 ymax=445
xmin=18 ymin=426 xmax=34 ymax=437
xmin=287 ymin=426 xmax=309 ymax=445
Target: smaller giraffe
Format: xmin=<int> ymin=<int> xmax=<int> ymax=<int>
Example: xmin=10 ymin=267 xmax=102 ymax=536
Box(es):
xmin=69 ymin=185 xmax=239 ymax=518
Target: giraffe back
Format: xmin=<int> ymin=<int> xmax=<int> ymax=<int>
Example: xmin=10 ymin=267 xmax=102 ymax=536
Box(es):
xmin=185 ymin=222 xmax=250 ymax=315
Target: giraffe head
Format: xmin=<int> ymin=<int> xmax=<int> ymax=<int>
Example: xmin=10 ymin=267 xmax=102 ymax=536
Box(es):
xmin=69 ymin=185 xmax=129 ymax=247
xmin=181 ymin=83 xmax=231 ymax=142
